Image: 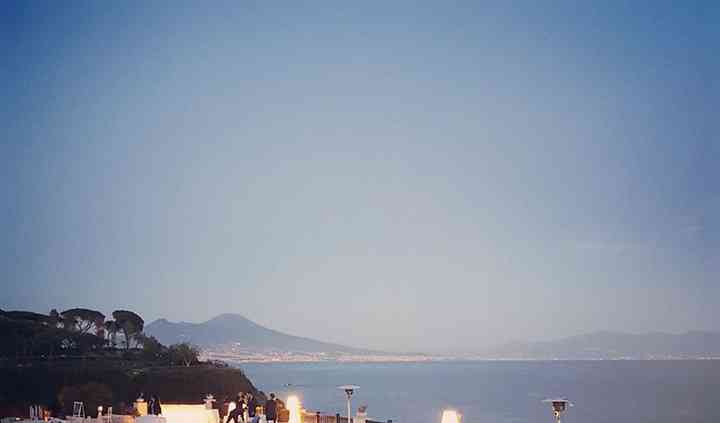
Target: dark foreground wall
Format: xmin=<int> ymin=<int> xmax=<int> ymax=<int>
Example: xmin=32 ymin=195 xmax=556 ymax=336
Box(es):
xmin=0 ymin=359 xmax=261 ymax=418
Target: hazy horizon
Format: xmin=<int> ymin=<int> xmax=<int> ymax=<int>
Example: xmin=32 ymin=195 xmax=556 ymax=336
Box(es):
xmin=5 ymin=307 xmax=720 ymax=354
xmin=2 ymin=1 xmax=718 ymax=354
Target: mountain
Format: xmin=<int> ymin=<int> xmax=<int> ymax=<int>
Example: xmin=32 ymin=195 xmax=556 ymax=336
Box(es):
xmin=145 ymin=313 xmax=372 ymax=354
xmin=483 ymin=331 xmax=720 ymax=359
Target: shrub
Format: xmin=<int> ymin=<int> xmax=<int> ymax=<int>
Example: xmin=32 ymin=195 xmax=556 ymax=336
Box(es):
xmin=58 ymin=382 xmax=113 ymax=416
xmin=168 ymin=343 xmax=200 ymax=367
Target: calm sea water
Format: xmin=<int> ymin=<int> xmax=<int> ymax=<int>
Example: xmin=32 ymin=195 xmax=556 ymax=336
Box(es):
xmin=238 ymin=360 xmax=720 ymax=423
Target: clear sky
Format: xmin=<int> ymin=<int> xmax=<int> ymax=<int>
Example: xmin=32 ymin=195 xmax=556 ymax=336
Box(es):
xmin=2 ymin=1 xmax=718 ymax=353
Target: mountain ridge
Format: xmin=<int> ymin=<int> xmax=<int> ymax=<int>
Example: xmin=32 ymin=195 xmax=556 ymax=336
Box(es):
xmin=483 ymin=330 xmax=720 ymax=359
xmin=146 ymin=314 xmax=720 ymax=359
xmin=145 ymin=313 xmax=376 ymax=354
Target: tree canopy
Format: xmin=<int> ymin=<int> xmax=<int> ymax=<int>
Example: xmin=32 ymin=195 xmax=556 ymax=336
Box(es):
xmin=1 ymin=308 xmax=146 ymax=358
xmin=1 ymin=308 xmax=207 ymax=370
xmin=168 ymin=342 xmax=200 ymax=367
xmin=60 ymin=308 xmax=105 ymax=335
xmin=112 ymin=310 xmax=144 ymax=350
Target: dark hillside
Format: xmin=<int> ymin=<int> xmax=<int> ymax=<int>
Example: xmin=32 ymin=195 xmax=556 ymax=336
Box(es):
xmin=0 ymin=359 xmax=261 ymax=417
xmin=0 ymin=308 xmax=263 ymax=418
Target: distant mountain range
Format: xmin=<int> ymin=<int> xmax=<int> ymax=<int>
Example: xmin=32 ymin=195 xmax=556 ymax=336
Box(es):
xmin=146 ymin=314 xmax=720 ymax=360
xmin=483 ymin=331 xmax=720 ymax=359
xmin=145 ymin=313 xmax=373 ymax=354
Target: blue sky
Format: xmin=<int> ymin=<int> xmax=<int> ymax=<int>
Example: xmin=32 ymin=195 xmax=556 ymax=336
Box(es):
xmin=1 ymin=1 xmax=718 ymax=353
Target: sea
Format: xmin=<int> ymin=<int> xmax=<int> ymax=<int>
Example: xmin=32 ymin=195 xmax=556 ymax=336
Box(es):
xmin=238 ymin=360 xmax=720 ymax=423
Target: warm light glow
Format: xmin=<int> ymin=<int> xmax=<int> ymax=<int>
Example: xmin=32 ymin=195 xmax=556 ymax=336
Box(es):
xmin=287 ymin=396 xmax=302 ymax=423
xmin=161 ymin=404 xmax=219 ymax=423
xmin=440 ymin=410 xmax=460 ymax=423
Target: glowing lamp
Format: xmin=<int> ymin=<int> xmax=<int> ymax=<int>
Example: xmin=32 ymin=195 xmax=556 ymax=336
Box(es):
xmin=440 ymin=410 xmax=460 ymax=423
xmin=287 ymin=396 xmax=302 ymax=423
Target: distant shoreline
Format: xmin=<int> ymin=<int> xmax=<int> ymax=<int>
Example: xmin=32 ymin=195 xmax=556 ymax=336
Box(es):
xmin=211 ymin=355 xmax=720 ymax=364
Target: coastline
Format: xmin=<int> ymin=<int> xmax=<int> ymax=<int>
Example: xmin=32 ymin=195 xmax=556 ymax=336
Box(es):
xmin=206 ymin=352 xmax=720 ymax=364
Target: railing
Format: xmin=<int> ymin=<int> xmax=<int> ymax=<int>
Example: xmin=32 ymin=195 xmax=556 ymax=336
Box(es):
xmin=300 ymin=412 xmax=392 ymax=423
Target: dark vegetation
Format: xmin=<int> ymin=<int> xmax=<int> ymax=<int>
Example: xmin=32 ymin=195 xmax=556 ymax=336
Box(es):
xmin=0 ymin=309 xmax=261 ymax=418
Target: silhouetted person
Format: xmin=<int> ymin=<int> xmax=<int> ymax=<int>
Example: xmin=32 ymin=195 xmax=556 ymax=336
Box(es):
xmin=149 ymin=395 xmax=162 ymax=416
xmin=265 ymin=393 xmax=277 ymax=423
xmin=240 ymin=394 xmax=248 ymax=422
xmin=275 ymin=398 xmax=287 ymax=423
xmin=247 ymin=394 xmax=257 ymax=420
xmin=227 ymin=395 xmax=244 ymax=423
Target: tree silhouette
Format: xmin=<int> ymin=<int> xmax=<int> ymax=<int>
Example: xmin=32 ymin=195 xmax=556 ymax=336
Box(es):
xmin=104 ymin=320 xmax=120 ymax=348
xmin=61 ymin=308 xmax=105 ymax=335
xmin=168 ymin=342 xmax=200 ymax=367
xmin=112 ymin=310 xmax=144 ymax=350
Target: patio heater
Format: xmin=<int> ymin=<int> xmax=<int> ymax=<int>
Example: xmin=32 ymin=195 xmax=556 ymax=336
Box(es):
xmin=338 ymin=386 xmax=360 ymax=423
xmin=543 ymin=399 xmax=573 ymax=423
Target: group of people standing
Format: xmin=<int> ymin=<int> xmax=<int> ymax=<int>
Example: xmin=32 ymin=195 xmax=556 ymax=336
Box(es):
xmin=226 ymin=393 xmax=282 ymax=423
